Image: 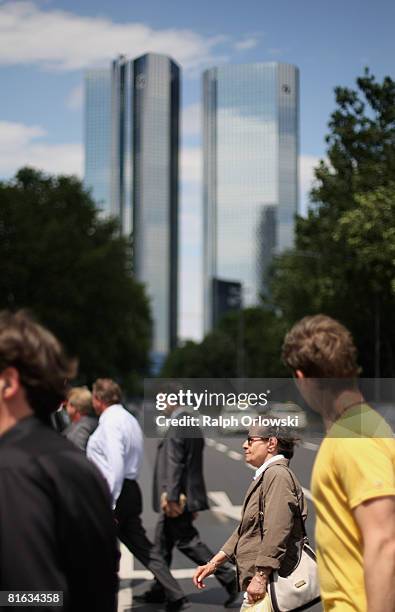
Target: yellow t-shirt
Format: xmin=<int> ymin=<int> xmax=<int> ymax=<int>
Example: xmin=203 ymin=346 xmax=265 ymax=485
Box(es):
xmin=311 ymin=405 xmax=395 ymax=611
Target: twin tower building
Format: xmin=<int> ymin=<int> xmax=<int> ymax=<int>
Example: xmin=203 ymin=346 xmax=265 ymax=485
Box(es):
xmin=84 ymin=53 xmax=299 ymax=367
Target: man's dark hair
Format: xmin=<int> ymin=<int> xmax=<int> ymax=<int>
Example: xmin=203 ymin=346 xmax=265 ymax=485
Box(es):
xmin=92 ymin=378 xmax=122 ymax=406
xmin=0 ymin=310 xmax=76 ymax=419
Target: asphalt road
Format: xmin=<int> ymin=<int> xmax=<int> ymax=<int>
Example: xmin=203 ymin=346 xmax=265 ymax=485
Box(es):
xmin=118 ymin=434 xmax=323 ymax=612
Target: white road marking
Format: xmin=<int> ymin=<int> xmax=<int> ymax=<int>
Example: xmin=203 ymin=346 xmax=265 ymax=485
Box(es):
xmin=127 ymin=568 xmax=200 ymax=580
xmin=118 ymin=546 xmax=206 ymax=610
xmin=215 ymin=442 xmax=228 ymax=452
xmin=118 ymin=542 xmax=133 ymax=579
xmin=118 ymin=542 xmax=134 ymax=611
xmin=302 ymin=441 xmax=320 ymax=451
xmin=206 ymin=438 xmax=216 ymax=446
xmin=208 ymin=491 xmax=243 ymax=520
xmin=302 ymin=487 xmax=313 ymax=501
xmin=228 ymin=450 xmax=243 ymax=460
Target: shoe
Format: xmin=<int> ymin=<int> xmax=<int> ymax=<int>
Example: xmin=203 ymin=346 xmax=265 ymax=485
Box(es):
xmin=224 ymin=582 xmax=239 ymax=608
xmin=133 ymin=589 xmax=166 ymax=603
xmin=165 ymin=596 xmax=191 ymax=611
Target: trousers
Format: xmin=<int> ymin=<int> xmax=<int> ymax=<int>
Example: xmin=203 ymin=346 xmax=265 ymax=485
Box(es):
xmin=114 ymin=480 xmax=184 ymax=602
xmin=153 ymin=510 xmax=236 ymax=591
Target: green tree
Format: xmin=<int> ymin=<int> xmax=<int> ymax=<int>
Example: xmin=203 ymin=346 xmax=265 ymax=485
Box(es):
xmin=270 ymin=70 xmax=395 ymax=376
xmin=219 ymin=307 xmax=288 ymax=377
xmin=161 ymin=331 xmax=236 ymax=377
xmin=161 ymin=307 xmax=288 ymax=378
xmin=0 ymin=167 xmax=151 ymax=392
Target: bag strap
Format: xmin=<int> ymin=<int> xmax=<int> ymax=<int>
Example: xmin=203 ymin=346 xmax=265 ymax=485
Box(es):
xmin=258 ymin=464 xmax=307 ymax=541
xmin=258 ymin=476 xmax=264 ymax=540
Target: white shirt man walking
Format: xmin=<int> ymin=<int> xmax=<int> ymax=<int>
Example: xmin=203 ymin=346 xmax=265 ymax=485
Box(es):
xmin=87 ymin=378 xmax=190 ymax=612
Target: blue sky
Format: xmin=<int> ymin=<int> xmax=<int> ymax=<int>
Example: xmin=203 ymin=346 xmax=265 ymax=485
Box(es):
xmin=0 ymin=0 xmax=394 ymax=339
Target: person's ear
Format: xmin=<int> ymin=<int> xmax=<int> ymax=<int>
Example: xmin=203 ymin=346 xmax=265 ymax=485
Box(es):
xmin=268 ymin=436 xmax=278 ymax=453
xmin=295 ymin=369 xmax=305 ymax=379
xmin=0 ymin=367 xmax=20 ymax=399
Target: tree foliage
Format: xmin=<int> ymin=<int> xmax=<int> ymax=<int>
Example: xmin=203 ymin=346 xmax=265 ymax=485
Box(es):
xmin=161 ymin=307 xmax=288 ymax=378
xmin=0 ymin=167 xmax=152 ymax=392
xmin=270 ymin=70 xmax=395 ymax=376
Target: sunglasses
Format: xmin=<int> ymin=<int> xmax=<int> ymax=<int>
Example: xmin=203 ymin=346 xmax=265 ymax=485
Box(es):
xmin=246 ymin=436 xmax=268 ymax=446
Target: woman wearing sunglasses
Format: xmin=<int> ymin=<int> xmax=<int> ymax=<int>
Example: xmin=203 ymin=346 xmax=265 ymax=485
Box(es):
xmin=193 ymin=425 xmax=306 ymax=609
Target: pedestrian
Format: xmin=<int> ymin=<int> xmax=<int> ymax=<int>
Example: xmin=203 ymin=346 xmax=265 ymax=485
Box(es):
xmin=282 ymin=314 xmax=395 ymax=612
xmin=62 ymin=385 xmax=98 ymax=451
xmin=0 ymin=310 xmax=118 ymax=612
xmin=193 ymin=426 xmax=307 ymax=610
xmin=135 ymin=394 xmax=238 ymax=607
xmin=87 ymin=378 xmax=190 ymax=611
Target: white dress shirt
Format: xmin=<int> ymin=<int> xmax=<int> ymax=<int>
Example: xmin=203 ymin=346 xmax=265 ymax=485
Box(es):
xmin=253 ymin=454 xmax=285 ymax=480
xmin=87 ymin=404 xmax=143 ymax=507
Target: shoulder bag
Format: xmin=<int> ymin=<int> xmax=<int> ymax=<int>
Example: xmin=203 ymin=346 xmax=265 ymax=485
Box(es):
xmin=258 ymin=465 xmax=321 ymax=612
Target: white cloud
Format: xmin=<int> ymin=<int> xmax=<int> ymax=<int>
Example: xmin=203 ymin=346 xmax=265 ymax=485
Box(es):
xmin=179 ymin=200 xmax=203 ymax=341
xmin=0 ymin=120 xmax=45 ymax=147
xmin=179 ymin=144 xmax=203 ymax=340
xmin=234 ymin=37 xmax=259 ymax=51
xmin=179 ymin=263 xmax=203 ymax=341
xmin=182 ymin=103 xmax=201 ymax=137
xmin=299 ymin=154 xmax=321 ymax=215
xmin=181 ymin=183 xmax=201 ymax=247
xmin=0 ymin=116 xmax=200 ymax=186
xmin=0 ymin=1 xmax=226 ymax=72
xmin=0 ymin=121 xmax=83 ymax=177
xmin=181 ymin=145 xmax=201 ymax=184
xmin=66 ymin=84 xmax=84 ymax=110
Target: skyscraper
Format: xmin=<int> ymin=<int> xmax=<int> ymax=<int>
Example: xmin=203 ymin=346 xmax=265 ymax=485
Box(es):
xmin=84 ymin=53 xmax=180 ymax=362
xmin=84 ymin=69 xmax=112 ymax=216
xmin=203 ymin=62 xmax=299 ymax=331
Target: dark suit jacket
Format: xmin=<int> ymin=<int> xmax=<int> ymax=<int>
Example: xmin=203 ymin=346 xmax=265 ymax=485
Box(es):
xmin=0 ymin=416 xmax=118 ymax=612
xmin=152 ymin=410 xmax=209 ymax=513
xmin=63 ymin=415 xmax=98 ymax=451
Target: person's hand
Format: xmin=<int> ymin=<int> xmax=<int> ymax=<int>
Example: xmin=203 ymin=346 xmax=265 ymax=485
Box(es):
xmin=164 ymin=500 xmax=183 ymax=517
xmin=191 ymin=512 xmax=199 ymax=521
xmin=246 ymin=573 xmax=267 ymax=604
xmin=193 ymin=563 xmax=215 ymax=589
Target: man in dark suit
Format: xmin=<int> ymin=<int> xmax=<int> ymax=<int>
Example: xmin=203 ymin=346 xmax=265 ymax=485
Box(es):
xmin=62 ymin=386 xmax=98 ymax=451
xmin=135 ymin=396 xmax=237 ymax=607
xmin=0 ymin=310 xmax=118 ymax=612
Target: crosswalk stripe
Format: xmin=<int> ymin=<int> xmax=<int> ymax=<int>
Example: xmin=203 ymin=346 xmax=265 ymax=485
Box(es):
xmin=228 ymin=450 xmax=243 ymax=460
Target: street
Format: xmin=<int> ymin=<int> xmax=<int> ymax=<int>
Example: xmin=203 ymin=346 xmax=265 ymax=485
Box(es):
xmin=118 ymin=434 xmax=323 ymax=611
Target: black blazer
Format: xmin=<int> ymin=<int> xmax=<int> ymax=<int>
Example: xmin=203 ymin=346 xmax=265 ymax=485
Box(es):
xmin=152 ymin=410 xmax=209 ymax=513
xmin=63 ymin=415 xmax=98 ymax=451
xmin=0 ymin=416 xmax=118 ymax=612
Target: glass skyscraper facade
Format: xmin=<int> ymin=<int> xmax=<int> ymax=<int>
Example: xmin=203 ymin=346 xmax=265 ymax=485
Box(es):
xmin=84 ymin=53 xmax=180 ymax=359
xmin=84 ymin=69 xmax=112 ymax=215
xmin=203 ymin=62 xmax=299 ymax=331
xmin=128 ymin=53 xmax=180 ymax=359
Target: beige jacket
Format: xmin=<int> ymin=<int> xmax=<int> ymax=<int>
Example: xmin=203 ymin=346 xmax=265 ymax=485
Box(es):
xmin=221 ymin=459 xmax=307 ymax=591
